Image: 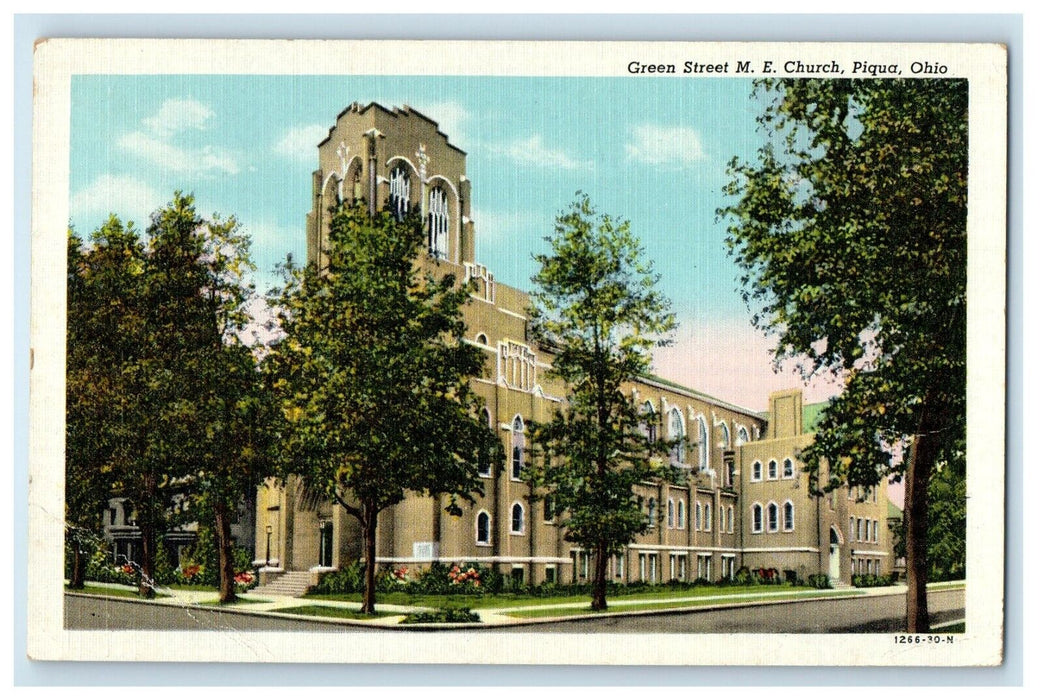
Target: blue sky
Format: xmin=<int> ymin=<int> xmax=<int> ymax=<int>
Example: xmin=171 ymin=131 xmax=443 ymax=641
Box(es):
xmin=69 ymin=74 xmax=839 ymax=410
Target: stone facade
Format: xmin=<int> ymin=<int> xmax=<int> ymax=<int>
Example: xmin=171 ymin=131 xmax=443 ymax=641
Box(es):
xmin=255 ymin=103 xmax=892 ymax=587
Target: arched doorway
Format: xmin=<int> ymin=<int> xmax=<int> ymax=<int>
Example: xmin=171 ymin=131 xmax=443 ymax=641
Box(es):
xmin=829 ymin=527 xmax=842 ymax=582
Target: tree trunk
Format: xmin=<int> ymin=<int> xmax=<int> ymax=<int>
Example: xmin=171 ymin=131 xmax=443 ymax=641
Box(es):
xmin=138 ymin=471 xmax=158 ymax=598
xmin=591 ymin=541 xmax=609 ymax=611
xmin=69 ymin=540 xmax=87 ymax=589
xmin=360 ymin=502 xmax=378 ymax=615
xmin=139 ymin=518 xmax=156 ymax=599
xmin=904 ymin=411 xmax=938 ymax=633
xmin=215 ymin=501 xmax=237 ymax=604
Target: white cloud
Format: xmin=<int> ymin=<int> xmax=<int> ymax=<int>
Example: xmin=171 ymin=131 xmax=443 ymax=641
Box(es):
xmin=142 ymin=98 xmax=214 ymax=137
xmin=500 ymin=135 xmax=592 ymax=170
xmin=274 ymin=123 xmax=329 ymax=160
xmin=117 ymin=98 xmax=240 ymax=176
xmin=70 ymin=174 xmax=163 ymax=230
xmin=626 ymin=124 xmax=705 ymax=165
xmin=118 ymin=131 xmax=240 ymax=175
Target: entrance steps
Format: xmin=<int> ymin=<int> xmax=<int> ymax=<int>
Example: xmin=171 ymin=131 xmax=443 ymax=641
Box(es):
xmin=252 ymin=571 xmax=313 ymax=598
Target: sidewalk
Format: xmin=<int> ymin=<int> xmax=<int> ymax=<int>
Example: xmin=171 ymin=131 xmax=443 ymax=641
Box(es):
xmin=73 ymin=581 xmax=425 ymax=626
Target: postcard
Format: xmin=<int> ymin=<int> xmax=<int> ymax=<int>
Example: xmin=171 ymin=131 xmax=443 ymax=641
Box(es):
xmin=29 ymin=38 xmax=1006 ymax=665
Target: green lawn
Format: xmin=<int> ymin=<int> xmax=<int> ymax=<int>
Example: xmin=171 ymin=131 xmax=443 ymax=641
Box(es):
xmin=268 ymin=605 xmax=398 ymax=620
xmin=160 ymin=583 xmax=223 ymax=592
xmin=197 ymin=597 xmax=272 ymax=606
xmin=927 ymin=581 xmax=966 ymax=592
xmin=504 ymin=589 xmax=864 ymax=618
xmin=66 ymin=585 xmax=170 ymax=599
xmin=305 ymin=583 xmax=820 ymax=610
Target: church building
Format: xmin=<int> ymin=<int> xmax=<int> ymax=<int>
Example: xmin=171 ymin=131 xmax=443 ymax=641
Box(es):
xmin=253 ymin=102 xmax=892 ymax=589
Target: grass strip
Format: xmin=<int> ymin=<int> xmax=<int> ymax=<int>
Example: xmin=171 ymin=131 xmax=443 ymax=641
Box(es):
xmin=305 ymin=584 xmax=818 ymax=610
xmin=197 ymin=597 xmax=272 ymax=606
xmin=504 ymin=589 xmax=864 ymax=618
xmin=269 ymin=605 xmax=399 ymax=620
xmin=66 ymin=585 xmax=170 ymax=600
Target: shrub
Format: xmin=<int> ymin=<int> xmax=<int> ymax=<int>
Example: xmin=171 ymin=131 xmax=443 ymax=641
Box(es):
xmin=400 ymin=607 xmax=480 ymax=624
xmin=85 ymin=544 xmax=139 ymax=586
xmin=175 ymin=527 xmax=255 ymax=588
xmin=806 ymin=573 xmax=832 ymax=590
xmin=314 ymin=562 xmax=366 ymax=594
xmin=852 ymin=574 xmax=893 ymax=588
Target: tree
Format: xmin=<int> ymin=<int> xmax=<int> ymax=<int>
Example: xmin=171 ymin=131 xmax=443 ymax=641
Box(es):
xmin=720 ymin=79 xmax=967 ymax=631
xmin=891 ymin=456 xmax=967 ymax=582
xmin=267 ymin=201 xmax=498 ymax=614
xmin=170 ymin=201 xmax=274 ymax=604
xmin=65 ymin=221 xmax=146 ymax=588
xmin=528 ymin=193 xmax=678 ymax=611
xmin=66 ymin=194 xmax=268 ymax=600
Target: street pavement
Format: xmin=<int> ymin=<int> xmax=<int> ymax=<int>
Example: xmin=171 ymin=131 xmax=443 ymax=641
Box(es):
xmin=64 ymin=582 xmax=964 ymax=633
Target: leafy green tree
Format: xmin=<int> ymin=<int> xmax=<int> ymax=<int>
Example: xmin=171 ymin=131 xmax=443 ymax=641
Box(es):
xmin=66 ymin=194 xmax=269 ymax=600
xmin=66 ymin=215 xmax=160 ymax=594
xmin=890 ymin=457 xmax=966 ymax=582
xmin=167 ymin=200 xmax=274 ymax=605
xmin=65 ymin=222 xmax=146 ymax=588
xmin=528 ymin=193 xmax=678 ymax=611
xmin=267 ymin=201 xmax=498 ymax=614
xmin=721 ymin=79 xmax=967 ymax=631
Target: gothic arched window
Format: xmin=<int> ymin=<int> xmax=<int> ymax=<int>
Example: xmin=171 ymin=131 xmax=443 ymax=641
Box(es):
xmin=476 ymin=511 xmax=490 ymax=544
xmin=511 ymin=415 xmax=525 ymax=480
xmin=668 ymin=408 xmax=686 ymax=463
xmin=428 ymin=185 xmax=449 ymax=260
xmin=389 ymin=164 xmax=411 ymax=221
xmin=697 ymin=415 xmax=709 ymax=470
xmin=510 ymin=502 xmax=525 ymax=534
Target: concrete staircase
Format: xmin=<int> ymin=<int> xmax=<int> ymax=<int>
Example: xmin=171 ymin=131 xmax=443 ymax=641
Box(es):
xmin=251 ymin=571 xmax=313 ymax=598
